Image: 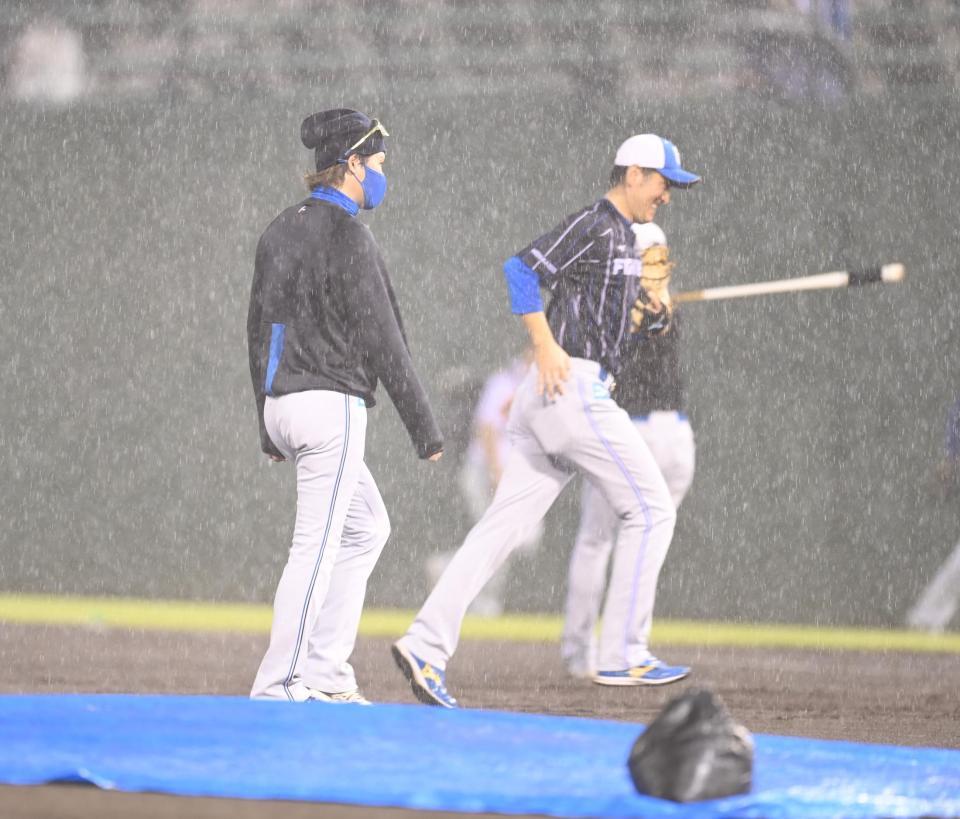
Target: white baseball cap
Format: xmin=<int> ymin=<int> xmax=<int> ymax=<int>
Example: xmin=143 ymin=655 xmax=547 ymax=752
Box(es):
xmin=631 ymin=222 xmax=667 ymax=251
xmin=614 ymin=134 xmax=701 ymax=187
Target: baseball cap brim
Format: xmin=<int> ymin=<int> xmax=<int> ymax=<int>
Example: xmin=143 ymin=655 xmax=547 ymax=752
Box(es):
xmin=659 ymin=167 xmax=701 ymax=187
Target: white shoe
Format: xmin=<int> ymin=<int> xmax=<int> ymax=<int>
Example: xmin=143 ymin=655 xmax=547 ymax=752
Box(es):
xmin=305 ymin=687 xmax=372 ymax=705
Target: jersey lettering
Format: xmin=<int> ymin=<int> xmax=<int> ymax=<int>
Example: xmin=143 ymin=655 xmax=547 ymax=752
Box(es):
xmin=611 ymin=257 xmax=642 ymax=278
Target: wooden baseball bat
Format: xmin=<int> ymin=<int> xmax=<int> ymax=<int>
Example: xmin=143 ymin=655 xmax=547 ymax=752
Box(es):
xmin=672 ymin=263 xmax=905 ymax=305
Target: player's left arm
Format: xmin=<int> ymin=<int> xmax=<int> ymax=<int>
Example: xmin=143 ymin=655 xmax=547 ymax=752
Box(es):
xmin=341 ymin=228 xmax=444 ymax=460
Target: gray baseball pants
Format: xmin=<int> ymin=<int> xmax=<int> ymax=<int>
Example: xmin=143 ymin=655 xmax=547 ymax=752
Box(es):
xmin=399 ymin=358 xmax=676 ymax=672
xmin=562 ymin=411 xmax=695 ymax=673
xmin=251 ymin=390 xmax=390 ymax=701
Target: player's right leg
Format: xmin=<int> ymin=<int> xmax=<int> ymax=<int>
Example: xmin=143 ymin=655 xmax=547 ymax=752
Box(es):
xmin=303 ymin=461 xmax=390 ymax=703
xmin=561 ymin=412 xmax=695 ymax=678
xmin=250 ymin=391 xmax=367 ymax=702
xmin=394 ymin=426 xmax=573 ymax=706
xmin=561 ymin=477 xmax=617 ymax=678
xmin=558 ymin=369 xmax=684 ymax=685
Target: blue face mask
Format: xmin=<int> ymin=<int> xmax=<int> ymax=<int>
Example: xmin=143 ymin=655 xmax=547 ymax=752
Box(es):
xmin=357 ymin=165 xmax=387 ymax=210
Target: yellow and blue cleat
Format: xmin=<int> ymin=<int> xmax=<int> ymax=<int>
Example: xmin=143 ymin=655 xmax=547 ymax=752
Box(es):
xmin=391 ymin=642 xmax=459 ymax=708
xmin=593 ymin=657 xmax=690 ymax=686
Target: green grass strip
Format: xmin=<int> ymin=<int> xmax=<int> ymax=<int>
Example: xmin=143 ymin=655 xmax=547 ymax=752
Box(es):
xmin=0 ymin=594 xmax=273 ymax=633
xmin=0 ymin=594 xmax=958 ymax=653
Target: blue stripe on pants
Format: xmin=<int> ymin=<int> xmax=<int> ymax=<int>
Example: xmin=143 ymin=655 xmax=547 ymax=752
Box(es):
xmin=576 ymin=379 xmax=653 ymax=666
xmin=282 ymin=394 xmax=351 ymax=699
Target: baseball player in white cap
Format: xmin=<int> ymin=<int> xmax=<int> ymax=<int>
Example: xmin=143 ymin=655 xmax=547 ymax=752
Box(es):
xmin=562 ymin=222 xmax=697 ymax=678
xmin=392 ymin=134 xmax=700 ymax=707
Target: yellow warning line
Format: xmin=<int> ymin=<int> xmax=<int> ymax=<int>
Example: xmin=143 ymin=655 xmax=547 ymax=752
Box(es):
xmin=0 ymin=594 xmax=958 ymax=653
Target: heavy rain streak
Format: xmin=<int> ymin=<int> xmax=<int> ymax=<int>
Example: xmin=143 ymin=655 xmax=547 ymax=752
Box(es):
xmin=3 ymin=0 xmax=960 ymax=788
xmin=4 ymin=0 xmax=957 ymax=628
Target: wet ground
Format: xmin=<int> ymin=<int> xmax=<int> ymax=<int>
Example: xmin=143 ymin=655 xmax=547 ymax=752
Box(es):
xmin=1 ymin=623 xmax=958 ymax=817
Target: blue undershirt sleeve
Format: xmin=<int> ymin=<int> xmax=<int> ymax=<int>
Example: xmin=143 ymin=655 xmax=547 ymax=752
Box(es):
xmin=503 ymin=256 xmax=544 ymax=315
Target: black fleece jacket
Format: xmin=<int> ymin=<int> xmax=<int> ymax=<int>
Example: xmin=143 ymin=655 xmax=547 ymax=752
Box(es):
xmin=247 ymin=196 xmax=443 ymax=459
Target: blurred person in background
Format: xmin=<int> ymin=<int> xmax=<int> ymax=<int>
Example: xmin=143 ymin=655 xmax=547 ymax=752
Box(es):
xmin=8 ymin=18 xmax=86 ymax=103
xmin=425 ymin=351 xmax=542 ymax=617
xmin=748 ymin=0 xmax=851 ymax=104
xmin=794 ymin=0 xmax=851 ymax=41
xmin=906 ymin=395 xmax=960 ymax=632
xmin=561 ymin=223 xmax=695 ymax=678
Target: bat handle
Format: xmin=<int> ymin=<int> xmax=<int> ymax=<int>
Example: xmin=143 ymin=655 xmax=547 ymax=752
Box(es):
xmin=847 ymin=263 xmax=906 ymax=286
xmin=847 ymin=266 xmax=882 ymax=286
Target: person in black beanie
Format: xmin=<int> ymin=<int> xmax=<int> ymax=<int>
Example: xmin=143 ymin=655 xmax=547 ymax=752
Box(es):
xmin=247 ymin=108 xmax=443 ymax=703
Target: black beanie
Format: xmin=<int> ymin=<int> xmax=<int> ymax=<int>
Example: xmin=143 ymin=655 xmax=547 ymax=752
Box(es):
xmin=300 ymin=108 xmax=386 ymax=171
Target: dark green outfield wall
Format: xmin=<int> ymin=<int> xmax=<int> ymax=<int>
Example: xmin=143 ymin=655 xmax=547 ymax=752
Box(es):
xmin=2 ymin=90 xmax=958 ymax=627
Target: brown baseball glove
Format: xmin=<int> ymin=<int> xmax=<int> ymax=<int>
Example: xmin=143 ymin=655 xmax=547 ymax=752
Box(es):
xmin=630 ymin=244 xmax=676 ymax=335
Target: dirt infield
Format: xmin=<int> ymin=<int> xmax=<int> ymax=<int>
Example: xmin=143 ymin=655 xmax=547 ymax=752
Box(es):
xmin=1 ymin=623 xmax=958 ymax=818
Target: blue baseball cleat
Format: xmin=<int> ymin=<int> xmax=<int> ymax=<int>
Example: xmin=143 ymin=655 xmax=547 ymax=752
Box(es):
xmin=593 ymin=657 xmax=691 ymax=686
xmin=391 ymin=642 xmax=459 ymax=708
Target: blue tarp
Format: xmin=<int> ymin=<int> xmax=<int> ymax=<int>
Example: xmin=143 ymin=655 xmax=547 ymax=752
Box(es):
xmin=0 ymin=695 xmax=957 ymax=818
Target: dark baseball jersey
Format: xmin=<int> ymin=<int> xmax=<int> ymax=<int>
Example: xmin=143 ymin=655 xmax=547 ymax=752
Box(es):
xmin=613 ymin=309 xmax=686 ymax=416
xmin=516 ymin=199 xmax=642 ymax=375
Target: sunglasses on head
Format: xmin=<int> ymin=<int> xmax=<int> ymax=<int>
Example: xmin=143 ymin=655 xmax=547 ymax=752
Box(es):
xmin=343 ymin=119 xmax=389 ymax=157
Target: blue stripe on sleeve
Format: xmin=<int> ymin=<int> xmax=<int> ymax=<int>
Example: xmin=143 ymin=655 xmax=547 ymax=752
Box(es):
xmin=503 ymin=256 xmax=544 ymax=315
xmin=264 ymin=322 xmax=286 ymax=395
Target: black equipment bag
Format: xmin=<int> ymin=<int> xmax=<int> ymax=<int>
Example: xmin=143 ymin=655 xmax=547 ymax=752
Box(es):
xmin=627 ymin=688 xmax=753 ymax=802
